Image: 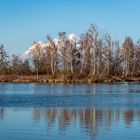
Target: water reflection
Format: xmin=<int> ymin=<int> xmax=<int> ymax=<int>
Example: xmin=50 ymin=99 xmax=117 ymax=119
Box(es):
xmin=0 ymin=108 xmax=4 ymax=119
xmin=32 ymin=109 xmax=140 ymax=134
xmin=1 ymin=83 xmax=140 ymax=95
xmin=1 ymin=108 xmax=140 ymax=139
xmin=31 ymin=108 xmax=140 ymax=136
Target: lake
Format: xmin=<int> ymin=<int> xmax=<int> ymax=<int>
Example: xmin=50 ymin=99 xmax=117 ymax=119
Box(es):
xmin=0 ymin=83 xmax=140 ymax=140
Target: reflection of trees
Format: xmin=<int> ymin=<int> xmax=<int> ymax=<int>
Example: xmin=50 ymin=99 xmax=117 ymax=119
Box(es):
xmin=59 ymin=109 xmax=76 ymax=130
xmin=136 ymin=110 xmax=140 ymax=118
xmin=105 ymin=109 xmax=111 ymax=127
xmin=32 ymin=109 xmax=76 ymax=130
xmin=32 ymin=109 xmax=41 ymax=120
xmin=31 ymin=108 xmax=138 ymax=138
xmin=46 ymin=109 xmax=57 ymax=127
xmin=79 ymin=109 xmax=102 ymax=136
xmin=124 ymin=110 xmax=134 ymax=126
xmin=0 ymin=108 xmax=4 ymax=119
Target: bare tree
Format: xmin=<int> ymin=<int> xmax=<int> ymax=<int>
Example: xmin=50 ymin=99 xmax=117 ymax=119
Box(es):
xmin=133 ymin=40 xmax=140 ymax=75
xmin=111 ymin=41 xmax=124 ymax=75
xmin=79 ymin=33 xmax=91 ymax=75
xmin=100 ymin=33 xmax=112 ymax=76
xmin=58 ymin=32 xmax=67 ymax=73
xmin=45 ymin=36 xmax=58 ymax=76
xmin=123 ymin=37 xmax=134 ymax=77
xmin=0 ymin=44 xmax=9 ymax=74
xmin=11 ymin=55 xmax=22 ymax=75
xmin=29 ymin=42 xmax=42 ymax=79
xmin=21 ymin=59 xmax=31 ymax=75
xmin=88 ymin=24 xmax=98 ymax=76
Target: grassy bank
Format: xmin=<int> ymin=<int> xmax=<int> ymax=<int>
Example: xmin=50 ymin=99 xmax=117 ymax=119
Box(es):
xmin=0 ymin=75 xmax=140 ymax=84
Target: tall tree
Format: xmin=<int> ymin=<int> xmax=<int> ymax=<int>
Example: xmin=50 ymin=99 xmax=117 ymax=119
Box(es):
xmin=123 ymin=37 xmax=134 ymax=77
xmin=102 ymin=33 xmax=112 ymax=76
xmin=11 ymin=55 xmax=22 ymax=75
xmin=21 ymin=59 xmax=31 ymax=75
xmin=111 ymin=41 xmax=124 ymax=75
xmin=29 ymin=42 xmax=42 ymax=79
xmin=0 ymin=44 xmax=9 ymax=74
xmin=46 ymin=36 xmax=58 ymax=75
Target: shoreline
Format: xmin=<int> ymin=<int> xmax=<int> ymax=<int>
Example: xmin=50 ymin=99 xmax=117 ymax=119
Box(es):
xmin=0 ymin=75 xmax=140 ymax=84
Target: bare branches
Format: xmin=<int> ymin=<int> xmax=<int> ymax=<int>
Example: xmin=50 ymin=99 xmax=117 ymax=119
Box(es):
xmin=1 ymin=24 xmax=140 ymax=80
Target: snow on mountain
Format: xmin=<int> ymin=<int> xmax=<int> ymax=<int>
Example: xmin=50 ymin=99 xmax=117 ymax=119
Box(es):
xmin=68 ymin=34 xmax=78 ymax=43
xmin=23 ymin=34 xmax=80 ymax=56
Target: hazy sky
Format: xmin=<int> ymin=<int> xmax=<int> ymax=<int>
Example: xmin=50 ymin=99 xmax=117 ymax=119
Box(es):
xmin=0 ymin=0 xmax=140 ymax=54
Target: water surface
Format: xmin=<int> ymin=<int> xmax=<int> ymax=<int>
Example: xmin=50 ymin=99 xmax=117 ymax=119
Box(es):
xmin=0 ymin=83 xmax=140 ymax=140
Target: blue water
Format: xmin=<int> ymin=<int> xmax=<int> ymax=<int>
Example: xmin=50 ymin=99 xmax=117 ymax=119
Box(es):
xmin=0 ymin=83 xmax=140 ymax=140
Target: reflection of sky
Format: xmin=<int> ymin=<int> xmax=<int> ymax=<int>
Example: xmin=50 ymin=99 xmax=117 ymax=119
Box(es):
xmin=0 ymin=108 xmax=140 ymax=140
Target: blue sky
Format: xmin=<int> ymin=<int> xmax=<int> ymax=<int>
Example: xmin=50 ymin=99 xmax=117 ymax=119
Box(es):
xmin=0 ymin=0 xmax=140 ymax=54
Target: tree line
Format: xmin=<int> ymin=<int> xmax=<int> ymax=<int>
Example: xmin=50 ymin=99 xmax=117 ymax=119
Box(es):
xmin=1 ymin=24 xmax=140 ymax=79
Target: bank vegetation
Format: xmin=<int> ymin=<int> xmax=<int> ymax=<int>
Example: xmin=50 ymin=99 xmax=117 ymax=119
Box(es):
xmin=1 ymin=24 xmax=140 ymax=83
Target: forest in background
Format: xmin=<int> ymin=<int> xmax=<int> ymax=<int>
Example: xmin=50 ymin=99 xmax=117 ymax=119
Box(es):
xmin=0 ymin=24 xmax=140 ymax=83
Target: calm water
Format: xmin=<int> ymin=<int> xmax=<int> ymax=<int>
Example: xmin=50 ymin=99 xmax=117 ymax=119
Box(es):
xmin=0 ymin=83 xmax=140 ymax=140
